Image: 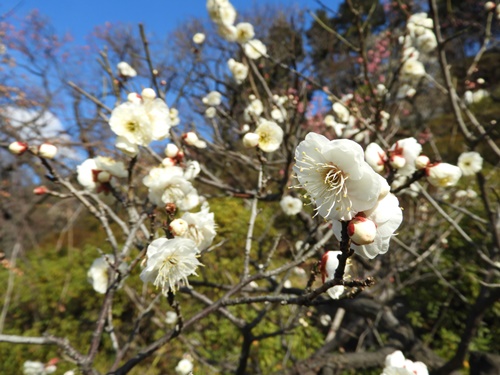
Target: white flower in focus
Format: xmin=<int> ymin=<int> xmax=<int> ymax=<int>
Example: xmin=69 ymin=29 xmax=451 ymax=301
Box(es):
xmin=192 ymin=32 xmax=206 ymax=44
xmin=332 ymin=102 xmax=350 ymax=123
xmin=109 ymin=101 xmax=153 ymax=146
xmin=143 ymin=97 xmax=172 ymax=141
xmin=175 ymin=358 xmax=194 ymax=375
xmin=235 ymin=22 xmax=255 ymax=44
xmin=426 ymin=163 xmax=462 ymax=187
xmin=458 ymin=151 xmax=483 ymax=176
xmin=243 ymin=132 xmax=259 ymax=148
xmin=255 ymin=120 xmax=284 ymax=152
xmin=140 ymin=237 xmax=202 ymax=295
xmin=165 ymin=311 xmax=178 ymax=324
xmin=202 ymin=91 xmax=222 ymax=106
xmin=244 ymin=39 xmax=267 ymax=59
xmin=117 ymin=61 xmax=137 ymax=78
xmin=365 ymin=143 xmax=387 ymax=173
xmin=320 ymin=250 xmax=348 ymax=299
xmin=294 ymin=133 xmax=382 ymax=221
xmin=227 ymin=58 xmax=248 ymax=84
xmin=388 ymin=137 xmax=422 ymax=176
xmin=179 ymin=204 xmax=216 ymax=251
xmin=280 ymin=195 xmax=302 ymax=216
xmin=77 ymin=157 xmax=128 ymax=192
xmin=38 ymin=143 xmax=58 ymax=159
xmin=348 ymin=216 xmax=377 ymax=245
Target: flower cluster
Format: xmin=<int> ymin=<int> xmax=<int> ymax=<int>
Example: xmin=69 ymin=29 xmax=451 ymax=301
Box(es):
xmin=381 ymin=350 xmax=428 ymax=375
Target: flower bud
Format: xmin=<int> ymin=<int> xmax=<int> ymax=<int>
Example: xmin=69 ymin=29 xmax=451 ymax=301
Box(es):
xmin=485 ymin=2 xmax=495 ymax=11
xmin=241 ymin=124 xmax=250 ymax=133
xmin=242 ymin=132 xmax=259 ymax=148
xmin=165 ymin=202 xmax=177 ymax=216
xmin=33 ymin=186 xmax=48 ymax=195
xmin=8 ymin=141 xmax=28 ymax=155
xmin=347 ymin=216 xmax=377 ymax=245
xmin=169 ymin=218 xmax=188 ymax=236
xmin=127 ymin=92 xmax=142 ymax=104
xmin=390 ymin=155 xmax=406 ymax=169
xmin=193 ymin=32 xmax=206 ymax=44
xmin=141 ymin=88 xmax=156 ymax=100
xmin=162 ymin=157 xmax=176 ymax=167
xmin=183 ymin=132 xmax=199 ymax=146
xmin=165 ymin=143 xmax=179 ymax=158
xmin=38 ymin=143 xmax=58 ymax=159
xmin=415 ymin=155 xmax=430 ymax=169
xmin=96 ymin=170 xmax=111 ymax=183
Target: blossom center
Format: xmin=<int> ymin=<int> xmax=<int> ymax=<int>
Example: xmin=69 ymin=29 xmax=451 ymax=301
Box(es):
xmin=126 ymin=121 xmax=139 ymax=133
xmin=319 ymin=163 xmax=349 ymax=198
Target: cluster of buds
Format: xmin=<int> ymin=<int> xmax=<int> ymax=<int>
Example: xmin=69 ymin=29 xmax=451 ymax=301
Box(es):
xmin=182 ymin=132 xmax=207 ymax=149
xmin=8 ymin=141 xmax=58 ymax=159
xmin=163 ymin=143 xmax=185 ymax=167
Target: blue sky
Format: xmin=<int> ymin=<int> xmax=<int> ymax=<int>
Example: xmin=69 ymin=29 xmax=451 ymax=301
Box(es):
xmin=2 ymin=0 xmax=329 ymax=44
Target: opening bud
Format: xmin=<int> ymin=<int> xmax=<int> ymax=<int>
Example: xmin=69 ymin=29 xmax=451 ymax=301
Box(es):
xmin=162 ymin=157 xmax=176 ymax=167
xmin=242 ymin=132 xmax=259 ymax=148
xmin=141 ymin=88 xmax=156 ymax=100
xmin=38 ymin=143 xmax=58 ymax=159
xmin=8 ymin=141 xmax=28 ymax=155
xmin=415 ymin=155 xmax=430 ymax=169
xmin=127 ymin=92 xmax=142 ymax=104
xmin=347 ymin=217 xmax=377 ymax=245
xmin=165 ymin=143 xmax=179 ymax=158
xmin=389 ymin=155 xmax=406 ymax=169
xmin=169 ymin=218 xmax=189 ymax=236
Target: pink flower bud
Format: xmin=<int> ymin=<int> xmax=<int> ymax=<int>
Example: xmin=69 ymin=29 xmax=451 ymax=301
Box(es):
xmin=390 ymin=155 xmax=406 ymax=169
xmin=415 ymin=155 xmax=430 ymax=169
xmin=169 ymin=218 xmax=188 ymax=236
xmin=8 ymin=141 xmax=28 ymax=155
xmin=347 ymin=216 xmax=377 ymax=245
xmin=38 ymin=143 xmax=58 ymax=159
xmin=33 ymin=186 xmax=48 ymax=195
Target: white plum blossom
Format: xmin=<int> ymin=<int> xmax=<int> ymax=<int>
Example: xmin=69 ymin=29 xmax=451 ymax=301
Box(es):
xmin=205 ymin=106 xmax=217 ymax=118
xmin=175 ymin=358 xmax=194 ymax=375
xmin=227 ymin=58 xmax=248 ymax=84
xmin=165 ymin=143 xmax=179 ymax=158
xmin=140 ymin=237 xmax=202 ymax=295
xmin=87 ymin=254 xmax=126 ymax=294
xmin=142 ymin=95 xmax=172 ymax=141
xmin=117 ymin=61 xmax=137 ymax=78
xmin=165 ymin=311 xmax=178 ymax=324
xmin=109 ymin=102 xmax=153 ymax=146
xmin=255 ymin=120 xmax=284 ymax=152
xmin=169 ymin=108 xmax=181 ymax=126
xmin=324 ymin=115 xmax=337 ymax=128
xmin=202 ymin=91 xmax=222 ymax=106
xmin=192 ymin=32 xmax=206 ymax=44
xmin=365 ymin=143 xmax=387 ymax=173
xmin=280 ymin=195 xmax=302 ymax=216
xmin=115 ymin=136 xmax=139 ymax=157
xmin=184 ymin=160 xmax=201 ymax=181
xmin=271 ymin=107 xmax=286 ymax=122
xmin=388 ymin=137 xmax=422 ymax=177
xmin=332 ymin=102 xmax=350 ymax=123
xmin=143 ymin=166 xmax=199 ymax=210
xmin=244 ymin=98 xmax=264 ymax=120
xmin=178 ymin=204 xmax=216 ymax=251
xmin=426 ymin=163 xmax=462 ymax=187
xmin=23 ymin=360 xmax=57 ymax=375
xmin=332 ymin=193 xmax=403 ymax=259
xmin=235 ymin=22 xmax=255 ymax=44
xmin=207 ymin=0 xmax=237 ymax=26
xmin=217 ymin=24 xmax=237 ymax=41
xmin=401 ymin=59 xmax=426 ymax=81
xmin=244 ymin=39 xmax=267 ymax=59
xmin=415 ymin=155 xmax=430 ymax=169
xmin=294 ymin=133 xmax=382 ymax=221
xmin=320 ymin=250 xmax=349 ymax=299
xmin=77 ymin=156 xmax=128 ymax=192
xmin=457 ymin=151 xmax=483 ymax=176
xmin=381 ymin=350 xmax=429 ymax=375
